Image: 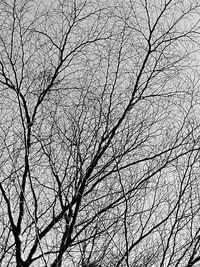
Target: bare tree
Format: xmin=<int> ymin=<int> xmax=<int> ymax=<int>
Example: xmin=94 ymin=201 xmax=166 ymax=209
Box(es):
xmin=0 ymin=0 xmax=200 ymax=266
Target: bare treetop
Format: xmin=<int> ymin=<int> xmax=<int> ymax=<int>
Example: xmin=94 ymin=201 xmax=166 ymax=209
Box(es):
xmin=0 ymin=0 xmax=200 ymax=266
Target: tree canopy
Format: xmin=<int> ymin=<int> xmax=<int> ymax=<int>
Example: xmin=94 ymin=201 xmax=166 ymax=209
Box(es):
xmin=1 ymin=0 xmax=200 ymax=266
